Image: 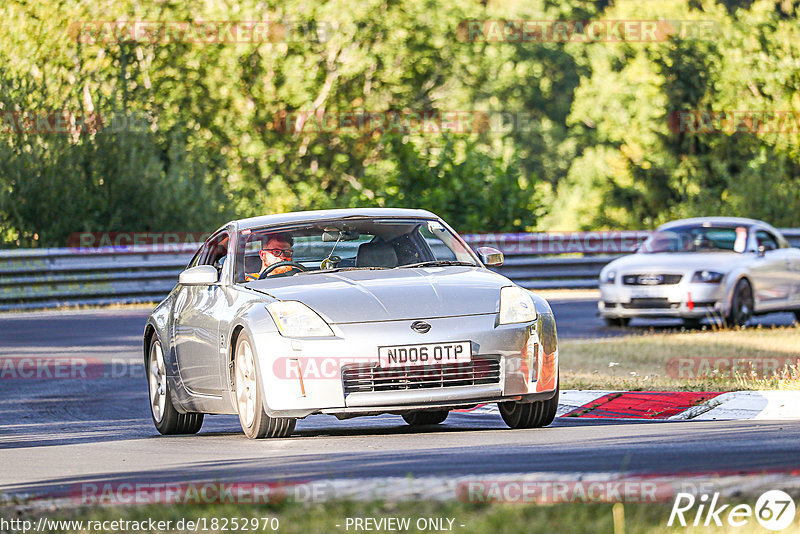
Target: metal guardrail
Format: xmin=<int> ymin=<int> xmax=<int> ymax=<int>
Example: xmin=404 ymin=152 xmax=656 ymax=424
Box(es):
xmin=1 ymin=230 xmax=798 ymax=310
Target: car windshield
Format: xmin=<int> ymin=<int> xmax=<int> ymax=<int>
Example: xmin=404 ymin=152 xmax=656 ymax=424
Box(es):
xmin=234 ymin=217 xmax=478 ymax=283
xmin=640 ymin=225 xmax=748 ymax=254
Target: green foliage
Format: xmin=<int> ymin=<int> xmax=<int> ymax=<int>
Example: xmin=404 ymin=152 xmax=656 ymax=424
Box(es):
xmin=2 ymin=0 xmax=800 ymax=246
xmin=558 ymin=0 xmax=800 ymax=229
xmin=358 ymin=135 xmax=541 ymax=233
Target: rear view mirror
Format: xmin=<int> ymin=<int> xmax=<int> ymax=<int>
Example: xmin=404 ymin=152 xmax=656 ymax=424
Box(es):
xmin=179 ymin=265 xmax=219 ymax=285
xmin=477 ymin=246 xmax=504 ymax=267
xmin=322 ymin=230 xmax=360 ymax=242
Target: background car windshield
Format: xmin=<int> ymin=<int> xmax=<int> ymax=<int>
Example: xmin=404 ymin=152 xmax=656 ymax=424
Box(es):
xmin=235 ymin=218 xmax=477 ymax=282
xmin=640 ymin=225 xmax=747 ymax=254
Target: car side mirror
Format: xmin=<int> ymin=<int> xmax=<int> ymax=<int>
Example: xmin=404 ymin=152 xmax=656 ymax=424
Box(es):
xmin=179 ymin=265 xmax=219 ymax=285
xmin=757 ymin=245 xmax=766 ymax=257
xmin=477 ymin=246 xmax=504 ymax=267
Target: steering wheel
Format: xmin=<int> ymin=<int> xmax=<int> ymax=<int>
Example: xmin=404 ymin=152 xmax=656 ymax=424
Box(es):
xmin=258 ymin=261 xmax=308 ymax=279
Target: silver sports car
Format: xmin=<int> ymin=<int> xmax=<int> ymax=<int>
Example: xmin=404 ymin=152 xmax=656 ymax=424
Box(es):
xmin=599 ymin=217 xmax=800 ymax=327
xmin=144 ymin=208 xmax=559 ymax=438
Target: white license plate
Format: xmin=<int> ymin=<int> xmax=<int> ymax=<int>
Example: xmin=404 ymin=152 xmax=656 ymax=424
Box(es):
xmin=378 ymin=341 xmax=472 ymax=369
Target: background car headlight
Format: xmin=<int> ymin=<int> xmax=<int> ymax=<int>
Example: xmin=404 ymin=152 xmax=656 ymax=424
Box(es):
xmin=600 ymin=269 xmax=617 ymax=284
xmin=499 ymin=286 xmax=537 ymax=324
xmin=266 ymin=301 xmax=335 ymax=337
xmin=692 ymin=270 xmax=725 ymax=283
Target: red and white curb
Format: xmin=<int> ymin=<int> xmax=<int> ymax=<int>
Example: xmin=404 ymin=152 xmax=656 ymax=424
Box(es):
xmin=459 ymin=390 xmax=800 ymax=420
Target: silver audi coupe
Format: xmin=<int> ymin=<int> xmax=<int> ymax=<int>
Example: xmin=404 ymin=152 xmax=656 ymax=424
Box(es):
xmin=144 ymin=208 xmax=559 ymax=438
xmin=599 ymin=217 xmax=800 ymax=328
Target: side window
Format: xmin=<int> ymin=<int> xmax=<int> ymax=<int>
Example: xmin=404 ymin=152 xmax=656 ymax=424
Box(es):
xmin=756 ymin=230 xmax=779 ymax=252
xmin=419 ymin=226 xmax=456 ymax=261
xmin=199 ymin=232 xmax=230 ymax=271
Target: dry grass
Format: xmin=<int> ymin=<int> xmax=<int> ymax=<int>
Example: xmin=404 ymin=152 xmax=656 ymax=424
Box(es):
xmin=559 ymin=326 xmax=800 ymax=391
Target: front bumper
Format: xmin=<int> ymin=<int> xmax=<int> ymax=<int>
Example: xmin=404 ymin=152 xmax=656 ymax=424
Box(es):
xmin=599 ymin=281 xmax=727 ymax=319
xmin=250 ymin=312 xmax=558 ymax=418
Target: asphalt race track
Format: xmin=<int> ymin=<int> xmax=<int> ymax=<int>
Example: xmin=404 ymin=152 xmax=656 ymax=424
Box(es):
xmin=1 ymin=300 xmax=799 ymax=500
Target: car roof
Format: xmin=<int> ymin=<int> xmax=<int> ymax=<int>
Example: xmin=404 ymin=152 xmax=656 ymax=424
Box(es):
xmin=231 ymin=208 xmax=440 ymax=231
xmin=658 ymin=217 xmax=770 ymax=230
xmin=656 ymin=217 xmax=787 ymax=243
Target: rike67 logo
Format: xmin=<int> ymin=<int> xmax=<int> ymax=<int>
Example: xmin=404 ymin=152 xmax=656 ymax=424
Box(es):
xmin=668 ymin=490 xmax=796 ymax=530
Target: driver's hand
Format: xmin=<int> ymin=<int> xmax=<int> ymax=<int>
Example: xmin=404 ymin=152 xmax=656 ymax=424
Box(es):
xmin=268 ymin=265 xmax=294 ymax=276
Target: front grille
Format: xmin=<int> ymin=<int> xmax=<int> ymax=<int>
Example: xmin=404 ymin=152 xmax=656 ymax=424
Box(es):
xmin=622 ymin=274 xmax=683 ymax=285
xmin=342 ymin=357 xmax=501 ymax=395
xmin=621 ymin=298 xmax=676 ymax=309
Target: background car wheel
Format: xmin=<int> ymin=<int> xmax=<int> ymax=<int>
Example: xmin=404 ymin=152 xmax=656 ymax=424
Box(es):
xmin=402 ymin=410 xmax=449 ymax=426
xmin=499 ymin=386 xmax=559 ymax=429
xmin=794 ymin=310 xmax=800 ymax=324
xmin=727 ymin=279 xmax=754 ymax=327
xmin=234 ymin=332 xmax=296 ymax=439
xmin=682 ymin=318 xmax=703 ymax=329
xmin=604 ymin=317 xmax=630 ymax=327
xmin=147 ymin=337 xmax=204 ymax=435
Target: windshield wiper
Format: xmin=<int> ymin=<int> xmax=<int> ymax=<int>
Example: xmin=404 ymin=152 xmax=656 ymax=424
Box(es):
xmin=303 ymin=266 xmax=387 ymax=274
xmin=397 ymin=260 xmax=477 ymax=269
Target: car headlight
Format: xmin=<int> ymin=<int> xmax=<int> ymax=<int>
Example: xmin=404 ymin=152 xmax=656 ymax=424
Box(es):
xmin=601 ymin=269 xmax=617 ymax=284
xmin=499 ymin=286 xmax=538 ymax=325
xmin=692 ymin=270 xmax=725 ymax=284
xmin=266 ymin=301 xmax=335 ymax=337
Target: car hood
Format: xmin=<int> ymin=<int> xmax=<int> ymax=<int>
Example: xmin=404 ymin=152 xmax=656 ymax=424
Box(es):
xmin=247 ymin=267 xmax=508 ymax=323
xmin=607 ymin=252 xmax=745 ymax=273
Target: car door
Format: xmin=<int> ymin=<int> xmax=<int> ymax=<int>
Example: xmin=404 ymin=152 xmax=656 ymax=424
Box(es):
xmin=749 ymin=229 xmax=792 ymax=311
xmin=173 ymin=230 xmax=231 ymax=395
xmin=780 ymin=238 xmax=800 ymax=307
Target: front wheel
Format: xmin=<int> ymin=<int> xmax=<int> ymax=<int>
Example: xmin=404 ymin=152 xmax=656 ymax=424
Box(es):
xmin=727 ymin=279 xmax=754 ymax=327
xmin=234 ymin=332 xmax=296 ymax=439
xmin=402 ymin=410 xmax=449 ymax=426
xmin=794 ymin=310 xmax=800 ymax=324
xmin=499 ymin=386 xmax=559 ymax=429
xmin=147 ymin=337 xmax=204 ymax=435
xmin=604 ymin=317 xmax=630 ymax=328
xmin=682 ymin=318 xmax=703 ymax=329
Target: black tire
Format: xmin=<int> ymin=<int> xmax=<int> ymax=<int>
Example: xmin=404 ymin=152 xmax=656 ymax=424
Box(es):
xmin=604 ymin=317 xmax=630 ymax=327
xmin=147 ymin=337 xmax=204 ymax=435
xmin=682 ymin=318 xmax=703 ymax=329
xmin=794 ymin=310 xmax=800 ymax=324
xmin=499 ymin=386 xmax=559 ymax=429
xmin=234 ymin=332 xmax=296 ymax=439
xmin=727 ymin=278 xmax=754 ymax=327
xmin=402 ymin=410 xmax=449 ymax=426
